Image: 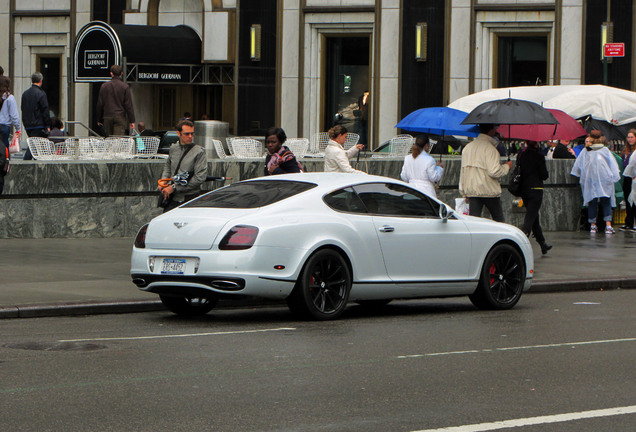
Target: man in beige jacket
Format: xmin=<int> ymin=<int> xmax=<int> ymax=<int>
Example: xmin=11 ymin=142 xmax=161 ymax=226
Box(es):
xmin=459 ymin=124 xmax=513 ymax=222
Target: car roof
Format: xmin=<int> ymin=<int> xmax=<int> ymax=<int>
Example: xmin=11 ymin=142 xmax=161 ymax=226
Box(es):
xmin=243 ymin=172 xmax=405 ymax=190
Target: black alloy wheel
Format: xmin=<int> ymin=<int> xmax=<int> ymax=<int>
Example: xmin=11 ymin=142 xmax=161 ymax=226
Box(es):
xmin=469 ymin=244 xmax=525 ymax=310
xmin=159 ymin=295 xmax=218 ymax=316
xmin=287 ymin=249 xmax=352 ymax=320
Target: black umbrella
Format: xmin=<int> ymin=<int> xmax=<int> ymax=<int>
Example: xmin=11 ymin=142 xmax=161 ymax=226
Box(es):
xmin=429 ymin=135 xmax=461 ymax=155
xmin=461 ymin=98 xmax=558 ymax=125
xmin=579 ymin=115 xmax=636 ymax=141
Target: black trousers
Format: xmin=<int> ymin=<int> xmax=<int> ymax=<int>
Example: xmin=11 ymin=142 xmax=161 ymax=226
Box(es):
xmin=623 ymin=177 xmax=634 ymax=228
xmin=161 ymin=193 xmax=200 ymax=213
xmin=23 ymin=128 xmax=49 ymax=160
xmin=521 ymin=188 xmax=546 ymax=245
xmin=468 ymin=197 xmax=505 ymax=222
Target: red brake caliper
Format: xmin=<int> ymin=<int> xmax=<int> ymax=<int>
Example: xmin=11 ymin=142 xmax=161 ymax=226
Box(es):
xmin=489 ymin=263 xmax=497 ymax=285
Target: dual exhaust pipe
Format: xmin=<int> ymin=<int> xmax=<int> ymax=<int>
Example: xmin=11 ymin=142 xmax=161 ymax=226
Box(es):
xmin=132 ymin=278 xmax=241 ymax=291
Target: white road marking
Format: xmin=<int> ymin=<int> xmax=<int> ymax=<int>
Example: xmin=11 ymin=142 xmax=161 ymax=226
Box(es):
xmin=58 ymin=327 xmax=296 ymax=342
xmin=410 ymin=405 xmax=636 ymax=432
xmin=397 ymin=337 xmax=636 ymax=359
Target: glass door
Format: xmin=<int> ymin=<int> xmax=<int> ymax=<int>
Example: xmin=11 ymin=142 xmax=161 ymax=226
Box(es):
xmin=38 ymin=56 xmax=61 ymax=119
xmin=324 ymin=36 xmax=371 ymax=144
xmin=497 ymin=36 xmax=548 ymax=87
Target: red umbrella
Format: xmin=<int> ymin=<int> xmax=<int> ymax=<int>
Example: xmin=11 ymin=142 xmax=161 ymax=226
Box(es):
xmin=497 ymin=109 xmax=587 ymax=141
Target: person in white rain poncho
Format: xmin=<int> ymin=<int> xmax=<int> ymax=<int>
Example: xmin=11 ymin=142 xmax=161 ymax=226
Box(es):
xmin=623 ymin=142 xmax=636 ymax=210
xmin=570 ymin=132 xmax=621 ymax=234
xmin=400 ymin=135 xmax=444 ymax=198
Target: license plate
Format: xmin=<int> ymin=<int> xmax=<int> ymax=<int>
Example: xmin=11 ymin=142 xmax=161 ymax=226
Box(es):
xmin=161 ymin=258 xmax=186 ymax=274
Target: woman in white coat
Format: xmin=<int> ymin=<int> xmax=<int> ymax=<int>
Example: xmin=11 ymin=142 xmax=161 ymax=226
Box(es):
xmin=400 ymin=135 xmax=444 ymax=198
xmin=324 ymin=125 xmax=365 ymax=173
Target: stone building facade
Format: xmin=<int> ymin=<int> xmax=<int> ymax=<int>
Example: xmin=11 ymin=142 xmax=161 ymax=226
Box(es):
xmin=0 ymin=0 xmax=634 ymax=147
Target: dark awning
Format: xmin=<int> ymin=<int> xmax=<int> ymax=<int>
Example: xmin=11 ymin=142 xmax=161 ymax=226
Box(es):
xmin=74 ymin=21 xmax=202 ymax=82
xmin=110 ymin=23 xmax=201 ymax=65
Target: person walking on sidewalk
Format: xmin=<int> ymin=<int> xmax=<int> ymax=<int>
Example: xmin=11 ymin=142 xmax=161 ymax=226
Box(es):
xmin=517 ymin=140 xmax=552 ymax=254
xmin=400 ymin=135 xmax=444 ymax=199
xmin=159 ymin=119 xmax=207 ymax=212
xmin=459 ymin=123 xmax=513 ymax=222
xmin=619 ymin=129 xmax=636 ymax=231
xmin=96 ymin=65 xmax=135 ymax=137
xmin=21 ymin=72 xmax=50 ymax=160
xmin=571 ymin=132 xmax=621 ymax=234
xmin=0 ymin=76 xmax=21 ymax=151
xmin=0 ymin=76 xmax=20 ymax=194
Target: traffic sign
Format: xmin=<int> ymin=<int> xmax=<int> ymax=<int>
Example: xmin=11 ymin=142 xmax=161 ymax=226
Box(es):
xmin=604 ymin=43 xmax=625 ymax=57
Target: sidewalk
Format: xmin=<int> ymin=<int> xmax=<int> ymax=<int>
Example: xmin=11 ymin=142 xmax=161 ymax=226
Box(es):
xmin=1 ymin=232 xmax=635 ymax=318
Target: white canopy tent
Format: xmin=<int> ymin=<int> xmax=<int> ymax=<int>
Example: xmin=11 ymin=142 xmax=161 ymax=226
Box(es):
xmin=448 ymin=85 xmax=636 ymax=126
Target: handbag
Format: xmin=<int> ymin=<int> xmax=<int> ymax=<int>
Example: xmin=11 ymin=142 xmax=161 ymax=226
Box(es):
xmin=507 ymin=160 xmax=522 ymax=197
xmin=9 ymin=132 xmax=21 ymax=154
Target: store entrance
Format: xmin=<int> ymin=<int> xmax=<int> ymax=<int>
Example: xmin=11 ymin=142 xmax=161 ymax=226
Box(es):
xmin=497 ymin=36 xmax=548 ymax=87
xmin=38 ymin=56 xmax=61 ymax=119
xmin=324 ymin=36 xmax=371 ymax=144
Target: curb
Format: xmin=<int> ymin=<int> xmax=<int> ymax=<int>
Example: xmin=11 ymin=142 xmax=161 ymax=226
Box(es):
xmin=0 ymin=299 xmax=165 ymax=319
xmin=2 ymin=279 xmax=635 ymax=319
xmin=530 ymin=277 xmax=636 ymax=293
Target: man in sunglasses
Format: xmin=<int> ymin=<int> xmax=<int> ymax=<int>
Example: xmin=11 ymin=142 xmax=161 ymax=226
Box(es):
xmin=159 ymin=119 xmax=208 ymax=212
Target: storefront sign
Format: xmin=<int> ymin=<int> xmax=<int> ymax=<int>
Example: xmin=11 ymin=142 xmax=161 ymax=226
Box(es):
xmin=74 ymin=22 xmax=121 ymax=82
xmin=136 ymin=65 xmax=191 ymax=83
xmin=84 ymin=50 xmax=109 ymax=69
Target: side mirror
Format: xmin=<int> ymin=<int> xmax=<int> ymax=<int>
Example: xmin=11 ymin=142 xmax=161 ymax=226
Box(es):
xmin=439 ymin=204 xmax=453 ymax=223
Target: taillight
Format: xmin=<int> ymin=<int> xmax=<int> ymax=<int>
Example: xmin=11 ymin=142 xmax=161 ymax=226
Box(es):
xmin=134 ymin=224 xmax=149 ymax=248
xmin=219 ymin=225 xmax=259 ymax=250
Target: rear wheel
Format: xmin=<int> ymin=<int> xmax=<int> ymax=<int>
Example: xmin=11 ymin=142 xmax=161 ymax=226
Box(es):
xmin=159 ymin=295 xmax=218 ymax=316
xmin=469 ymin=244 xmax=525 ymax=310
xmin=287 ymin=249 xmax=351 ymax=320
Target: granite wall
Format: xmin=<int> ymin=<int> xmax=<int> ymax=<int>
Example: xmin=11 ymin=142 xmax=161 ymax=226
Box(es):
xmin=0 ymin=157 xmax=582 ymax=238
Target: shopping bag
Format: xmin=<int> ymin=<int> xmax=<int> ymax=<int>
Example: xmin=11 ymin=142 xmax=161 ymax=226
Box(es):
xmin=455 ymin=197 xmax=469 ymax=215
xmin=8 ymin=132 xmax=21 ymax=154
xmin=136 ymin=135 xmax=145 ymax=152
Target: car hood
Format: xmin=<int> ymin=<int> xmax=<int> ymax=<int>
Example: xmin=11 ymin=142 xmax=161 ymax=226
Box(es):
xmin=145 ymin=208 xmax=261 ymax=250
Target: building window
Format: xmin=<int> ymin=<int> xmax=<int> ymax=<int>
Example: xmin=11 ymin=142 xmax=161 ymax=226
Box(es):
xmin=92 ymin=0 xmax=126 ymax=24
xmin=497 ymin=36 xmax=548 ymax=87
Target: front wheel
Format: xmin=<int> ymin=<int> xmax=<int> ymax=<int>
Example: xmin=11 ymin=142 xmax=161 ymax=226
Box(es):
xmin=287 ymin=249 xmax=352 ymax=320
xmin=469 ymin=244 xmax=525 ymax=310
xmin=160 ymin=295 xmax=218 ymax=316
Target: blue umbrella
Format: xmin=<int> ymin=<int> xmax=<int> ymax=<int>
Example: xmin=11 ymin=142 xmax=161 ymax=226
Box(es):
xmin=396 ymin=107 xmax=480 ymax=137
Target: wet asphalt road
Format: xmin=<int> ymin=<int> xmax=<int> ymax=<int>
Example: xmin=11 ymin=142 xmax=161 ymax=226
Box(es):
xmin=2 ymin=290 xmax=636 ymax=432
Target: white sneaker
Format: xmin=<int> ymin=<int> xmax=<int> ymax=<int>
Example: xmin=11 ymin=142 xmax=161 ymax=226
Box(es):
xmin=605 ymin=226 xmax=615 ymax=234
xmin=590 ymin=225 xmax=597 ymax=233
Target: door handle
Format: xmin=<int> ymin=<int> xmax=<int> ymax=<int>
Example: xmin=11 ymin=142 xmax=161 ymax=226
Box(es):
xmin=378 ymin=225 xmax=395 ymax=233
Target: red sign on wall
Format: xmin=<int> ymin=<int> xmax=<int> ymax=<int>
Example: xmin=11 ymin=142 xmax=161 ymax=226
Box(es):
xmin=604 ymin=43 xmax=625 ymax=57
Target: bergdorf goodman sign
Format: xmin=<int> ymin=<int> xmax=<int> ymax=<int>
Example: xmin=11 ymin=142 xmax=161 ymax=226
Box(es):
xmin=74 ymin=23 xmax=121 ymax=82
xmin=136 ymin=66 xmax=191 ymax=83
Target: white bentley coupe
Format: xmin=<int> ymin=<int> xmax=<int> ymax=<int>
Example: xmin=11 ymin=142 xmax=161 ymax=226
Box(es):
xmin=131 ymin=173 xmax=533 ymax=320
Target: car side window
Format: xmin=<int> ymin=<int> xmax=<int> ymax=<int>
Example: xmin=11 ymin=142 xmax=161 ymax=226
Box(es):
xmin=352 ymin=183 xmax=439 ymax=217
xmin=323 ymin=187 xmax=368 ymax=214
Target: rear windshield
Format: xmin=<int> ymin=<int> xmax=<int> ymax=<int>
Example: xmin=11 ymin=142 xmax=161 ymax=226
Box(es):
xmin=183 ymin=180 xmax=317 ymax=209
